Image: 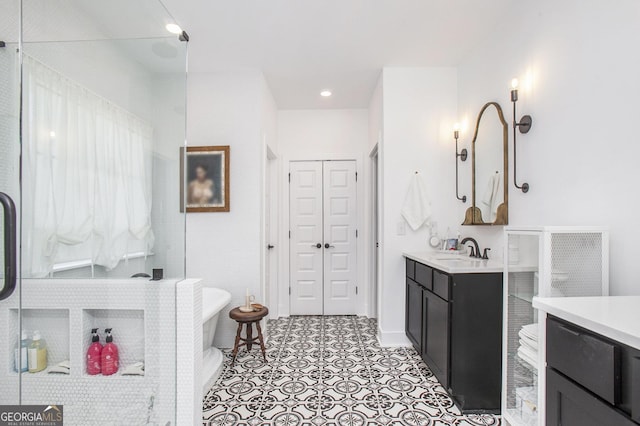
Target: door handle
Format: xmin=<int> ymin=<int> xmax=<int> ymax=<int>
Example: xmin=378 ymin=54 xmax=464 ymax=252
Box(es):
xmin=312 ymin=243 xmax=322 ymax=249
xmin=324 ymin=243 xmax=335 ymax=249
xmin=557 ymin=324 xmax=581 ymax=337
xmin=267 ymin=245 xmax=275 ymax=250
xmin=0 ymin=192 xmax=17 ymax=301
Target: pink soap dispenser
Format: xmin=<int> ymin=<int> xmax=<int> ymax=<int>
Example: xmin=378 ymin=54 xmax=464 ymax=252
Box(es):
xmin=101 ymin=328 xmax=119 ymax=376
xmin=86 ymin=328 xmax=103 ymax=375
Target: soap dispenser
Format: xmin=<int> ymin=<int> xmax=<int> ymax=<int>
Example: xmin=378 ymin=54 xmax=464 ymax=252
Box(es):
xmin=14 ymin=330 xmax=30 ymax=373
xmin=28 ymin=331 xmax=47 ymax=373
xmin=86 ymin=328 xmax=103 ymax=375
xmin=101 ymin=328 xmax=119 ymax=376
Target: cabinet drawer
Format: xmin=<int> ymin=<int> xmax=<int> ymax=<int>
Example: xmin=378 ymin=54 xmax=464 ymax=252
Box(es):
xmin=547 ymin=367 xmax=635 ymax=426
xmin=406 ymin=259 xmax=416 ymax=280
xmin=547 ymin=317 xmax=621 ymax=405
xmin=433 ymin=270 xmax=451 ymax=301
xmin=415 ymin=263 xmax=433 ymax=290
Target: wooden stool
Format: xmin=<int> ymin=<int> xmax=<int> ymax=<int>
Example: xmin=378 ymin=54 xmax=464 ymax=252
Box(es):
xmin=229 ymin=306 xmax=269 ymax=366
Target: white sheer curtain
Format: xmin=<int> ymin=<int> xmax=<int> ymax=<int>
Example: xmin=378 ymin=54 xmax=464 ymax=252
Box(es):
xmin=22 ymin=56 xmax=154 ymax=277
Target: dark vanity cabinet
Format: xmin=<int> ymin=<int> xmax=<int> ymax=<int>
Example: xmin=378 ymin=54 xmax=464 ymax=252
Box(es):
xmin=546 ymin=316 xmax=640 ymax=426
xmin=405 ymin=258 xmax=503 ymax=413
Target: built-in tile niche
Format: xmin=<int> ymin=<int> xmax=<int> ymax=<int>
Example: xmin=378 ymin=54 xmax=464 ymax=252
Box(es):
xmin=81 ymin=309 xmax=145 ymax=377
xmin=8 ymin=309 xmax=70 ymax=375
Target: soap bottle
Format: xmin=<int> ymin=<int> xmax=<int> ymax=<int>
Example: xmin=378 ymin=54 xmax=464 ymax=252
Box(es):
xmin=28 ymin=331 xmax=47 ymax=373
xmin=101 ymin=328 xmax=119 ymax=376
xmin=86 ymin=328 xmax=103 ymax=375
xmin=14 ymin=330 xmax=30 ymax=373
xmin=443 ymin=227 xmax=452 ymax=250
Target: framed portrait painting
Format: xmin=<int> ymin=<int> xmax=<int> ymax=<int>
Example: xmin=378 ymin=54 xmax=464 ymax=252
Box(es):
xmin=181 ymin=146 xmax=230 ymax=212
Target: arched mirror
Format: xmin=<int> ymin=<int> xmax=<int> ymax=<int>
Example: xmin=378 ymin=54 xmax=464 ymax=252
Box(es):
xmin=463 ymin=102 xmax=509 ymax=225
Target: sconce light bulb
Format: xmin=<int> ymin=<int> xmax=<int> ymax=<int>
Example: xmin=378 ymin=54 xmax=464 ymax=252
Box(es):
xmin=511 ymin=78 xmax=519 ymax=90
xmin=453 ymin=123 xmax=461 ymax=132
xmin=49 ymin=131 xmax=56 ymax=138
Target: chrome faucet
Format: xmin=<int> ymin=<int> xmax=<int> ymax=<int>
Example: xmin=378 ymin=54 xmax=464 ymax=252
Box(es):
xmin=461 ymin=237 xmax=482 ymax=259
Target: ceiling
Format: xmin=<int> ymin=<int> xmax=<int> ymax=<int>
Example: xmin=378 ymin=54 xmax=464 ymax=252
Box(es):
xmin=161 ymin=0 xmax=512 ymax=109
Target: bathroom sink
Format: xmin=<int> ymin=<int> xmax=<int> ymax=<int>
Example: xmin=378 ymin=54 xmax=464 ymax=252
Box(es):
xmin=434 ymin=256 xmax=467 ymax=261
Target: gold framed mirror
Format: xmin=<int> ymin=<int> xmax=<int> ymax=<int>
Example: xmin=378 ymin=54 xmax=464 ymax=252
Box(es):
xmin=463 ymin=102 xmax=509 ymax=225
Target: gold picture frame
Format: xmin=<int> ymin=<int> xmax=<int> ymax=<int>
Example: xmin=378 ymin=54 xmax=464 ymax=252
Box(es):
xmin=180 ymin=146 xmax=230 ymax=213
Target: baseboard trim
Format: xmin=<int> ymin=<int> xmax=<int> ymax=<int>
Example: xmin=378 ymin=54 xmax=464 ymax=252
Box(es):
xmin=377 ymin=327 xmax=412 ymax=347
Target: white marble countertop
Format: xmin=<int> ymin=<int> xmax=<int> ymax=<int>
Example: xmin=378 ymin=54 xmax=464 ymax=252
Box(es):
xmin=403 ymin=251 xmax=504 ymax=274
xmin=533 ymin=296 xmax=640 ymax=350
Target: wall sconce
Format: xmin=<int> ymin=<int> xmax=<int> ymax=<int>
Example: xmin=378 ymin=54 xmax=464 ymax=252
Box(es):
xmin=511 ymin=78 xmax=532 ymax=193
xmin=454 ymin=123 xmax=467 ymax=203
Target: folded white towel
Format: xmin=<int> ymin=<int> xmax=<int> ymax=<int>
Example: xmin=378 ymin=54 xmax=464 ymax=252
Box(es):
xmin=520 ymin=323 xmax=539 ymax=340
xmin=519 ymin=339 xmax=538 ymax=353
xmin=519 ymin=333 xmax=538 ymax=350
xmin=401 ymin=173 xmax=431 ymax=231
xmin=517 ymin=347 xmax=538 ymax=369
xmin=482 ymin=172 xmax=503 ymax=222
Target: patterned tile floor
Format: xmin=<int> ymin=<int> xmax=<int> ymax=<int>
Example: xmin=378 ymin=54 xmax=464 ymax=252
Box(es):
xmin=203 ymin=316 xmax=501 ymax=426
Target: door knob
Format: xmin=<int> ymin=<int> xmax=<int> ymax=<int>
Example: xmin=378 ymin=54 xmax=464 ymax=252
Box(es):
xmin=324 ymin=243 xmax=335 ymax=249
xmin=267 ymin=244 xmax=275 ymax=250
xmin=312 ymin=243 xmax=322 ymax=249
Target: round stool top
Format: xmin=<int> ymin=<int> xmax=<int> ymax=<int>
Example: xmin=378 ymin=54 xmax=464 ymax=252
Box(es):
xmin=229 ymin=306 xmax=269 ymax=322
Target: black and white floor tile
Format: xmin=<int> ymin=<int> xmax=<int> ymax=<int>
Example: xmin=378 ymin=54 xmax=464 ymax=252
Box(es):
xmin=203 ymin=316 xmax=500 ymax=426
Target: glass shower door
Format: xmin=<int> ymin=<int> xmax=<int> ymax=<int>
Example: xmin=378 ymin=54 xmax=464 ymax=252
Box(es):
xmin=0 ymin=0 xmax=21 ymax=406
xmin=0 ymin=0 xmax=189 ymax=421
xmin=1 ymin=0 xmax=189 ymax=424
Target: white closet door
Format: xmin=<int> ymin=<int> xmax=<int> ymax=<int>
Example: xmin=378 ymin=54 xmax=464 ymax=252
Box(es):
xmin=289 ymin=161 xmax=324 ymax=315
xmin=323 ymin=161 xmax=357 ymax=315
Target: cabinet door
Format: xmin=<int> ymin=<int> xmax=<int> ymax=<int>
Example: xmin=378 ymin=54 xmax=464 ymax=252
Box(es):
xmin=423 ymin=290 xmax=450 ymax=389
xmin=547 ymin=368 xmax=636 ymax=426
xmin=405 ymin=279 xmax=422 ymax=351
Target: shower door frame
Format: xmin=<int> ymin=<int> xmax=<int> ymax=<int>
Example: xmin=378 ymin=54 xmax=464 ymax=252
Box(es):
xmin=0 ymin=0 xmax=23 ymax=405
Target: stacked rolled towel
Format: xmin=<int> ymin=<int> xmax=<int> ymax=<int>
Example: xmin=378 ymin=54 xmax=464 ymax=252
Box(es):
xmin=517 ymin=323 xmax=538 ymax=369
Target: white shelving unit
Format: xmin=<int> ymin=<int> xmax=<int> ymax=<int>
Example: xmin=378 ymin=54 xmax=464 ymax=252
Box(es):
xmin=501 ymin=226 xmax=609 ymax=426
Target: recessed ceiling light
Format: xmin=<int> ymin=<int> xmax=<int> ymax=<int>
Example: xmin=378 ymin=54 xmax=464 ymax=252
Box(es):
xmin=320 ymin=90 xmax=332 ymax=97
xmin=165 ymin=23 xmax=183 ymax=35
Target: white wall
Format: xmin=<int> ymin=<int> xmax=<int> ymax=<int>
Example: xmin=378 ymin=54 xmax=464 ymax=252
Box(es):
xmin=278 ymin=109 xmax=369 ymax=157
xmin=24 ymin=42 xmax=153 ymax=123
xmin=260 ymin=75 xmax=279 ymax=327
xmin=368 ymin=75 xmax=383 ymax=319
xmin=276 ymin=109 xmax=370 ymax=316
xmin=186 ymin=70 xmax=277 ymax=348
xmin=378 ymin=67 xmax=459 ymax=345
xmin=456 ymin=0 xmax=640 ymax=295
xmin=368 ymin=76 xmax=384 ymax=152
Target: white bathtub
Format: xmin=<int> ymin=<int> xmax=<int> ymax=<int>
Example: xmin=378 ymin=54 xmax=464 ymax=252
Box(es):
xmin=202 ymin=287 xmax=231 ymax=392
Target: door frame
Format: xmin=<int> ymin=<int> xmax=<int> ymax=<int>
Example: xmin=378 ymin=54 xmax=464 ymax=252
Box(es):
xmin=369 ymin=143 xmax=380 ymax=320
xmin=279 ymin=153 xmax=367 ymax=317
xmin=261 ymin=142 xmax=279 ymax=323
